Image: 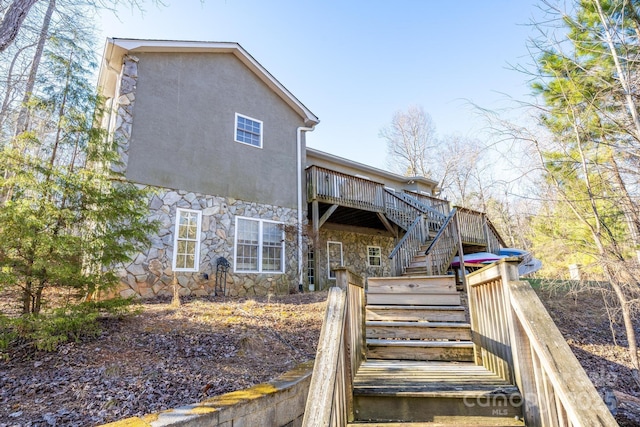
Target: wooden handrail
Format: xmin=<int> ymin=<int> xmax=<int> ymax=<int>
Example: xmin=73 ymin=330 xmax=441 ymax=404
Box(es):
xmin=387 ymin=189 xmax=446 ymax=233
xmin=302 ymin=269 xmax=365 ymax=427
xmin=467 ymin=260 xmax=618 ymax=426
xmin=388 ymin=215 xmax=426 ymax=276
xmin=403 ymin=190 xmax=451 ymax=217
xmin=382 ymin=190 xmax=421 ymax=230
xmin=424 ymin=208 xmax=459 ymax=275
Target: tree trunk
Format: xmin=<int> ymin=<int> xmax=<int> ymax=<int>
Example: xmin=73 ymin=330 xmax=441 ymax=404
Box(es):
xmin=609 ymin=273 xmax=640 ymax=387
xmin=22 ymin=278 xmax=33 ymax=314
xmin=33 ymin=278 xmax=45 ymax=314
xmin=14 ymin=0 xmax=55 ymax=136
xmin=0 ymin=0 xmax=39 ymax=53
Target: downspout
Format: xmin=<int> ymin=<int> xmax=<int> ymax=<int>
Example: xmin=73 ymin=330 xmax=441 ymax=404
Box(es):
xmin=297 ymin=126 xmax=315 ymax=290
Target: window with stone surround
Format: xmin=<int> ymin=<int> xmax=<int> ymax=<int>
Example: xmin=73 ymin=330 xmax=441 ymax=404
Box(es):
xmin=235 ymin=113 xmax=263 ymax=148
xmin=172 ymin=208 xmax=202 ymax=272
xmin=234 ymin=217 xmax=284 ymax=273
xmin=367 ymin=246 xmax=382 ymax=267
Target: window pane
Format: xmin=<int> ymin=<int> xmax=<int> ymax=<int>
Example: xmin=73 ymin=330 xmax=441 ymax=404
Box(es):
xmin=262 ymin=244 xmax=282 ymax=272
xmin=186 ymin=254 xmax=195 ymax=269
xmin=263 ymin=222 xmax=281 ymax=244
xmin=238 ymin=218 xmax=259 ymax=243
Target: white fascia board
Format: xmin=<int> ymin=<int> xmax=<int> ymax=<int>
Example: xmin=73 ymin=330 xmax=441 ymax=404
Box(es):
xmin=99 ymin=38 xmax=319 ymax=127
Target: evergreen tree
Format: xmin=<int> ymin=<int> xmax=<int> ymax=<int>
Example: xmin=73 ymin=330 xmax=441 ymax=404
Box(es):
xmin=0 ymin=27 xmax=157 ymax=315
xmin=528 ymin=0 xmax=640 ymax=384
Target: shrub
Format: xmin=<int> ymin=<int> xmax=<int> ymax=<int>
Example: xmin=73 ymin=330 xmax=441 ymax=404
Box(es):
xmin=0 ymin=297 xmax=134 ymax=359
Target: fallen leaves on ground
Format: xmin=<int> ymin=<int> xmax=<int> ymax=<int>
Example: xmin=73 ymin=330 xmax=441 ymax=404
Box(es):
xmin=0 ymin=292 xmax=327 ymax=426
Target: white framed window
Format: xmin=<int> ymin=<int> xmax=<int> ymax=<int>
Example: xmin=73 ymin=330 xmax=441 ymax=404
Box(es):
xmin=367 ymin=246 xmax=382 ymax=267
xmin=235 ymin=113 xmax=263 ymax=148
xmin=327 ymin=241 xmax=343 ymax=279
xmin=172 ymin=208 xmax=202 ymax=272
xmin=234 ymin=217 xmax=284 ymax=273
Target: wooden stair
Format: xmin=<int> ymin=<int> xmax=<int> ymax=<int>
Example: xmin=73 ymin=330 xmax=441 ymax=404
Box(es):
xmin=358 ymin=275 xmax=524 ymax=425
xmin=366 ymin=276 xmax=473 ymax=362
xmin=403 ymin=244 xmax=431 ymax=276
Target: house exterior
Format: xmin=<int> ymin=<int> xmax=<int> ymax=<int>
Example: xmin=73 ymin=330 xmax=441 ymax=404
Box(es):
xmin=97 ymin=38 xmax=451 ymax=299
xmin=98 ymin=38 xmax=320 ymax=298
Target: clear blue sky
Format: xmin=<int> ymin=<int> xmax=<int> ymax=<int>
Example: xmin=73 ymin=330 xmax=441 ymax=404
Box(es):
xmin=98 ymin=1 xmax=540 ymax=170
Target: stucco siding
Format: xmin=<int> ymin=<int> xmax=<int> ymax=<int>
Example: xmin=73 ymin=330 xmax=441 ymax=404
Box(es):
xmin=126 ymin=52 xmax=305 ymax=208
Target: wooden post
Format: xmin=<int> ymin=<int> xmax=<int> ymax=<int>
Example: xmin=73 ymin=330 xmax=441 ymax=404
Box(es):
xmin=312 ymin=200 xmax=320 ymax=291
xmin=454 ymin=210 xmax=467 ymax=292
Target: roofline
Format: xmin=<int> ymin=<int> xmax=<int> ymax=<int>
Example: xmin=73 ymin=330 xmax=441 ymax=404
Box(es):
xmin=97 ymin=38 xmax=319 ymax=127
xmin=306 ymin=147 xmax=440 ymax=189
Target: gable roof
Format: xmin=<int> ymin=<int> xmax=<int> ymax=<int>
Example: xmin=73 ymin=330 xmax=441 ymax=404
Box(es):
xmin=97 ymin=38 xmax=319 ymax=127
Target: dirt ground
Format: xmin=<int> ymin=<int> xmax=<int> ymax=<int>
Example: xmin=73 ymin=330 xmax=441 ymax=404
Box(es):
xmin=534 ymin=285 xmax=640 ymax=426
xmin=1 ymin=285 xmax=639 ymax=426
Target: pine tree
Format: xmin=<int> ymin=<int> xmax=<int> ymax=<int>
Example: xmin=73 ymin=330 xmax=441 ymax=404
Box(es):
xmin=0 ymin=28 xmax=157 ymax=315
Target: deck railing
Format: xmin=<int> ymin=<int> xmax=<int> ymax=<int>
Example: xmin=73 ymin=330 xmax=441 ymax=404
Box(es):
xmin=424 ymin=208 xmax=459 ymax=275
xmin=467 ymin=260 xmax=618 ymax=426
xmin=306 ymin=166 xmax=385 ymax=212
xmin=302 ymin=269 xmax=365 ymax=427
xmin=388 ymin=215 xmax=427 ymax=276
xmin=456 ymin=207 xmax=487 ymax=246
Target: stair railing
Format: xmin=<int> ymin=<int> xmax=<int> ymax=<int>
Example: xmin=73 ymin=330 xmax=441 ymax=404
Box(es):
xmin=485 ymin=216 xmax=506 ymax=254
xmin=382 ymin=189 xmax=422 ymax=230
xmin=424 ymin=208 xmax=459 ymax=275
xmin=467 ymin=260 xmax=618 ymax=426
xmin=404 ymin=191 xmax=451 ymax=216
xmin=388 ymin=215 xmax=426 ymax=277
xmin=390 ymin=190 xmax=447 ymax=233
xmin=303 ymin=268 xmax=365 ymax=427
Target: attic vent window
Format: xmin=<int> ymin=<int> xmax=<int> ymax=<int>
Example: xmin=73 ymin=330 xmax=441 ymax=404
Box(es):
xmin=235 ymin=113 xmax=263 ymax=148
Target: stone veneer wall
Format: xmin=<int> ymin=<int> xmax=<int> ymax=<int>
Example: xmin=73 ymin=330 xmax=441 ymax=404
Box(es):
xmin=314 ymin=228 xmax=395 ymax=291
xmin=111 ymin=54 xmax=137 ymax=175
xmin=115 ymin=187 xmax=301 ymax=299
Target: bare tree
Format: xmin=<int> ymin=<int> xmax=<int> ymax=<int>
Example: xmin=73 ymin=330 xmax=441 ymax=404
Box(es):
xmin=380 ymin=105 xmax=437 ymax=178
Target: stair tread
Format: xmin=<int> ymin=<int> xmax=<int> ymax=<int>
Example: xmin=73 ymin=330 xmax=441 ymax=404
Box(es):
xmin=346 ymin=417 xmax=525 ymax=426
xmin=354 ymin=384 xmax=521 ymax=398
xmin=367 ymin=339 xmax=473 ymax=347
xmin=367 ymin=305 xmax=465 ymax=311
xmin=366 ymin=321 xmax=470 ymax=328
xmin=354 ymin=360 xmax=519 ymax=398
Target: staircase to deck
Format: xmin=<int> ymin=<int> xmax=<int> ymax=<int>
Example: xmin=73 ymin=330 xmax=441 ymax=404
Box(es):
xmin=302 ymin=264 xmax=618 ymax=427
xmin=351 ymin=275 xmax=523 ymax=426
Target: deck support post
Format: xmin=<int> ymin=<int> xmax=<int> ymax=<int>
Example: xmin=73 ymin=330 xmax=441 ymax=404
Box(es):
xmin=312 ymin=200 xmax=321 ymax=291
